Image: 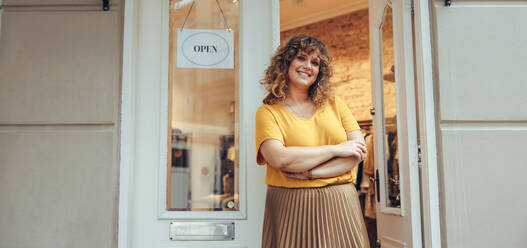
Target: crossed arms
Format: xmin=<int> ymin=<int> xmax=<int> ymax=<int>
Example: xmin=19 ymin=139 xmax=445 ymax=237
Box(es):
xmin=258 ymin=130 xmax=367 ymax=180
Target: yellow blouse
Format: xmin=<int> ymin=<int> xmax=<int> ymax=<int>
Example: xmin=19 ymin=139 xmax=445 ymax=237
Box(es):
xmin=255 ymin=96 xmax=360 ymax=188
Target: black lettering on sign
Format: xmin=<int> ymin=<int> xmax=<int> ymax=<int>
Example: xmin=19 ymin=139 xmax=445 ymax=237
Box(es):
xmin=193 ymin=45 xmax=218 ymax=53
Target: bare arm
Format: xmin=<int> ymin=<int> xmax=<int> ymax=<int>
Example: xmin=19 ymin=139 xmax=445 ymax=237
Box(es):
xmin=347 ymin=129 xmax=366 ymax=147
xmin=284 ymin=130 xmax=366 ymax=179
xmin=310 ymin=156 xmax=362 ymax=179
xmin=259 ymin=136 xmax=365 ymax=173
xmin=259 ymin=140 xmax=338 ymax=173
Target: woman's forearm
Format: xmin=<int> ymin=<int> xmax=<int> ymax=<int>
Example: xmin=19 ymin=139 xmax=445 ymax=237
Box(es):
xmin=273 ymin=145 xmax=339 ymax=173
xmin=310 ymin=156 xmax=361 ymax=179
xmin=260 ymin=138 xmax=365 ymax=173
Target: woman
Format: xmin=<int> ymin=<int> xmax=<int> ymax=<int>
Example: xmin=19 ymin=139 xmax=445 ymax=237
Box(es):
xmin=255 ymin=34 xmax=370 ymax=248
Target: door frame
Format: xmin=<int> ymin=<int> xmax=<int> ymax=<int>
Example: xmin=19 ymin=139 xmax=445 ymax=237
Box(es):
xmin=116 ymin=0 xmax=440 ymax=246
xmin=118 ymin=0 xmax=139 ymax=246
xmin=413 ymin=0 xmax=441 ymax=247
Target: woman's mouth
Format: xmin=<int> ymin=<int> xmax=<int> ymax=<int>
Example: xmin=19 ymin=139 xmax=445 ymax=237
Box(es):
xmin=297 ymin=70 xmax=311 ymax=77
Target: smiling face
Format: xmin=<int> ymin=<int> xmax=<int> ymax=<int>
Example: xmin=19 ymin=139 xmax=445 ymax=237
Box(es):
xmin=287 ymin=50 xmax=320 ymax=90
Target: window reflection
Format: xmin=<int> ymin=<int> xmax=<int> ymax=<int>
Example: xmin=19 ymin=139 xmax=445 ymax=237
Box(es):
xmin=381 ymin=6 xmax=400 ymax=208
xmin=167 ymin=0 xmax=239 ymax=211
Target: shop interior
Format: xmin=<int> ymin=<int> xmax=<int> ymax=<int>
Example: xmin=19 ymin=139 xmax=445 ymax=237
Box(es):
xmin=281 ymin=0 xmax=399 ymax=246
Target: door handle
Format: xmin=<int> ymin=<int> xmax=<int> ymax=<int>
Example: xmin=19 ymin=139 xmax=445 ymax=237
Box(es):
xmin=375 ymin=169 xmax=380 ymax=202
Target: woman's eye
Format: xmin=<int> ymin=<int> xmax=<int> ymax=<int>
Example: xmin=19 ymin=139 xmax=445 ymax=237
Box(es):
xmin=297 ymin=56 xmax=306 ymax=61
xmin=311 ymin=61 xmax=319 ymax=66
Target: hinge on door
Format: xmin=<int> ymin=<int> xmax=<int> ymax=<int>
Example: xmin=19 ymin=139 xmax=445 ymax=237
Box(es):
xmin=411 ymin=0 xmax=415 ymax=17
xmin=375 ymin=169 xmax=380 ymax=202
xmin=102 ymin=0 xmax=110 ymax=11
xmin=417 ymin=144 xmax=422 ymax=168
xmin=445 ymin=0 xmax=451 ymax=6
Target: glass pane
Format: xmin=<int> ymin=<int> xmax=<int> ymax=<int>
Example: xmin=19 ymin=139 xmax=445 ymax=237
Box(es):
xmin=167 ymin=0 xmax=239 ymax=211
xmin=380 ymin=5 xmax=400 ymax=208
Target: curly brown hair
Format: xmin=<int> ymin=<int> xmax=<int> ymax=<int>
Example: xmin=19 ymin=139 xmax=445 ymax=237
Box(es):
xmin=260 ymin=34 xmax=333 ymax=107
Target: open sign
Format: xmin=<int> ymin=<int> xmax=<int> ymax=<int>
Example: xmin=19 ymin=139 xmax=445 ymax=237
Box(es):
xmin=177 ymin=29 xmax=234 ymax=69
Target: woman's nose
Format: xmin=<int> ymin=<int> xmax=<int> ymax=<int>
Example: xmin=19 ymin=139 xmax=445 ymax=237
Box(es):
xmin=303 ymin=60 xmax=313 ymax=70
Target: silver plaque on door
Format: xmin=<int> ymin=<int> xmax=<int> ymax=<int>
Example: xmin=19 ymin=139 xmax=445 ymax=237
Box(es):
xmin=169 ymin=222 xmax=235 ymax=241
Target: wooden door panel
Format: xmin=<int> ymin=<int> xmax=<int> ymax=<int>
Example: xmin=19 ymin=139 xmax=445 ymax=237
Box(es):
xmin=435 ymin=5 xmax=527 ymax=121
xmin=0 ymin=4 xmax=122 ymax=248
xmin=432 ymin=1 xmax=527 ymax=247
xmin=0 ymin=11 xmax=120 ymax=124
xmin=441 ymin=130 xmax=527 ymax=247
xmin=0 ymin=131 xmax=118 ymax=248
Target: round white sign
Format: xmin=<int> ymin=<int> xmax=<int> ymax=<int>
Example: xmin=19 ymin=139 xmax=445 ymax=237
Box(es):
xmin=181 ymin=32 xmax=230 ymax=66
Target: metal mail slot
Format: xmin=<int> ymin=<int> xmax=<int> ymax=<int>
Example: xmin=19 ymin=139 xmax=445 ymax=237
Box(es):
xmin=169 ymin=222 xmax=235 ymax=241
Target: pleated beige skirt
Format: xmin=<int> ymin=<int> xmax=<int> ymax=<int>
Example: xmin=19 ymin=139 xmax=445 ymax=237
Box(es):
xmin=262 ymin=183 xmax=370 ymax=248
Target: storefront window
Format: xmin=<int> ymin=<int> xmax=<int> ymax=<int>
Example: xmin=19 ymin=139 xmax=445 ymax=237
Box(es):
xmin=166 ymin=0 xmax=239 ymax=211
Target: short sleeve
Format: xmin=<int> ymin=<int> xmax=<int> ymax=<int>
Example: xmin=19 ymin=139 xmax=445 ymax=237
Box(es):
xmin=335 ymin=96 xmax=361 ymax=132
xmin=255 ymin=105 xmax=284 ymax=165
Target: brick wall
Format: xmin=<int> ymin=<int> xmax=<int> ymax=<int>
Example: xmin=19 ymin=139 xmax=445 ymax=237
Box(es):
xmin=281 ymin=9 xmax=395 ymax=122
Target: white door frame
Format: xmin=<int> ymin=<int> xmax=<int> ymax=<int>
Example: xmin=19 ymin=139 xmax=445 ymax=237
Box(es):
xmin=118 ymin=0 xmax=139 ymax=246
xmin=117 ymin=0 xmax=440 ymax=246
xmin=413 ymin=0 xmax=441 ymax=247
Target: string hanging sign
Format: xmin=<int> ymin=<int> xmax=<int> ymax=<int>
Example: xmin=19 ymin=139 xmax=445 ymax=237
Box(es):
xmin=176 ymin=0 xmax=234 ymax=69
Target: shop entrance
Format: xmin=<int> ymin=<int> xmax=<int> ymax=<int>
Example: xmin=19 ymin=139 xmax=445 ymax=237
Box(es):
xmin=120 ymin=0 xmax=436 ymax=247
xmin=280 ymin=0 xmax=425 ymax=246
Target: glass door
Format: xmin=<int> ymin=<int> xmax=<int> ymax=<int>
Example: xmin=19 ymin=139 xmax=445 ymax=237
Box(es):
xmin=120 ymin=0 xmax=276 ymax=246
xmin=369 ymin=0 xmax=422 ymax=246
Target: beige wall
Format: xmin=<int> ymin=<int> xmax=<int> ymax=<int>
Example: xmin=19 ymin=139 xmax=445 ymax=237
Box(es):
xmin=0 ymin=1 xmax=122 ymax=248
xmin=281 ymin=8 xmax=396 ymax=122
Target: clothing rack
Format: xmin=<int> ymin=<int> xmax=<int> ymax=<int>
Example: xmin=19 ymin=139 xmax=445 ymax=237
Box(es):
xmin=358 ymin=116 xmax=397 ymax=134
xmin=358 ymin=120 xmax=373 ymax=134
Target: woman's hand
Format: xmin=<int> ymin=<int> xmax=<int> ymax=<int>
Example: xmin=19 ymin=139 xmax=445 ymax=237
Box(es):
xmin=283 ymin=171 xmax=311 ymax=180
xmin=335 ymin=140 xmax=367 ymax=161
